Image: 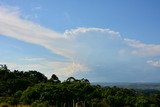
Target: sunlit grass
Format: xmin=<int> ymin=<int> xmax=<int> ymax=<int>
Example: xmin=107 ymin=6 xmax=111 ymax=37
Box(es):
xmin=11 ymin=105 xmax=31 ymax=107
xmin=0 ymin=103 xmax=31 ymax=107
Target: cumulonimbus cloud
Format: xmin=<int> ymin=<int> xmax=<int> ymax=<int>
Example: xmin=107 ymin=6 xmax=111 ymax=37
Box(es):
xmin=0 ymin=6 xmax=160 ymax=81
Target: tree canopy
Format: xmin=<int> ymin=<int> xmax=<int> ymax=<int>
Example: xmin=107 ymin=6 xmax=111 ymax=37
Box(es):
xmin=0 ymin=65 xmax=160 ymax=107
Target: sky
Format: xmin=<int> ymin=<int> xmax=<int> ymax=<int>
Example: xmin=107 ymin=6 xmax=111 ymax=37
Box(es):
xmin=0 ymin=0 xmax=160 ymax=82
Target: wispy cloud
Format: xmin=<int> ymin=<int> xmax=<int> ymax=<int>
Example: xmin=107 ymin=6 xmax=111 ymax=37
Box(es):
xmin=21 ymin=57 xmax=46 ymax=61
xmin=0 ymin=6 xmax=69 ymax=57
xmin=147 ymin=60 xmax=160 ymax=67
xmin=125 ymin=39 xmax=160 ymax=56
xmin=64 ymin=27 xmax=120 ymax=39
xmin=0 ymin=61 xmax=43 ymax=71
xmin=48 ymin=61 xmax=89 ymax=77
xmin=0 ymin=6 xmax=88 ymax=77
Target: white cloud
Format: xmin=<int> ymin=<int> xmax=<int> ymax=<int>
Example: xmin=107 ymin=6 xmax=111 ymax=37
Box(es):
xmin=0 ymin=6 xmax=83 ymax=60
xmin=0 ymin=62 xmax=43 ymax=71
xmin=21 ymin=57 xmax=46 ymax=61
xmin=0 ymin=6 xmax=67 ymax=55
xmin=49 ymin=61 xmax=89 ymax=77
xmin=64 ymin=27 xmax=120 ymax=39
xmin=0 ymin=60 xmax=89 ymax=80
xmin=125 ymin=39 xmax=160 ymax=56
xmin=0 ymin=6 xmax=83 ymax=77
xmin=147 ymin=60 xmax=160 ymax=67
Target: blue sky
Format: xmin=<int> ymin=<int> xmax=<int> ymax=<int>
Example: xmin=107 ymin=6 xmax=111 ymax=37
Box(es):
xmin=0 ymin=0 xmax=160 ymax=82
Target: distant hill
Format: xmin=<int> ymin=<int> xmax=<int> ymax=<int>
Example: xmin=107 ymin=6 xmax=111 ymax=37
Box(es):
xmin=92 ymin=82 xmax=160 ymax=90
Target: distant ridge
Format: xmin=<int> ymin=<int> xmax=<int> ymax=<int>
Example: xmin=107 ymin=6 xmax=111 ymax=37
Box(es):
xmin=92 ymin=82 xmax=160 ymax=90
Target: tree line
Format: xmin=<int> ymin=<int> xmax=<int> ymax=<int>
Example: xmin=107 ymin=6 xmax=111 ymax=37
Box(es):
xmin=0 ymin=64 xmax=160 ymax=107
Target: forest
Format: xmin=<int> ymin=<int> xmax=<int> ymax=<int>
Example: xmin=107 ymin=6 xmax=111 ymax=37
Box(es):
xmin=0 ymin=64 xmax=160 ymax=107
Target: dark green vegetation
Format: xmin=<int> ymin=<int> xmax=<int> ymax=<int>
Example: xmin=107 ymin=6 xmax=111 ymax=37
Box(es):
xmin=0 ymin=65 xmax=160 ymax=107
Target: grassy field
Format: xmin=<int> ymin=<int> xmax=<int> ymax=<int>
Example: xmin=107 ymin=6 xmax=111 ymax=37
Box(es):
xmin=0 ymin=103 xmax=30 ymax=107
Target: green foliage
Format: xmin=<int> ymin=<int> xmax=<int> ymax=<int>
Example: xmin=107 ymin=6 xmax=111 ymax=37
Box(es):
xmin=135 ymin=96 xmax=150 ymax=107
xmin=10 ymin=90 xmax=23 ymax=105
xmin=0 ymin=65 xmax=160 ymax=107
xmin=48 ymin=74 xmax=60 ymax=83
xmin=0 ymin=65 xmax=47 ymax=96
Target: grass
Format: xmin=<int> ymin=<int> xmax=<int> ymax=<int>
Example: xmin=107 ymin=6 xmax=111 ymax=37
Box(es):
xmin=11 ymin=105 xmax=31 ymax=107
xmin=0 ymin=103 xmax=31 ymax=107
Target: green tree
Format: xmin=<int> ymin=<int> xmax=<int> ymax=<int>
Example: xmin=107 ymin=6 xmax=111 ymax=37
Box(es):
xmin=135 ymin=96 xmax=150 ymax=107
xmin=48 ymin=74 xmax=60 ymax=83
xmin=66 ymin=77 xmax=76 ymax=82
